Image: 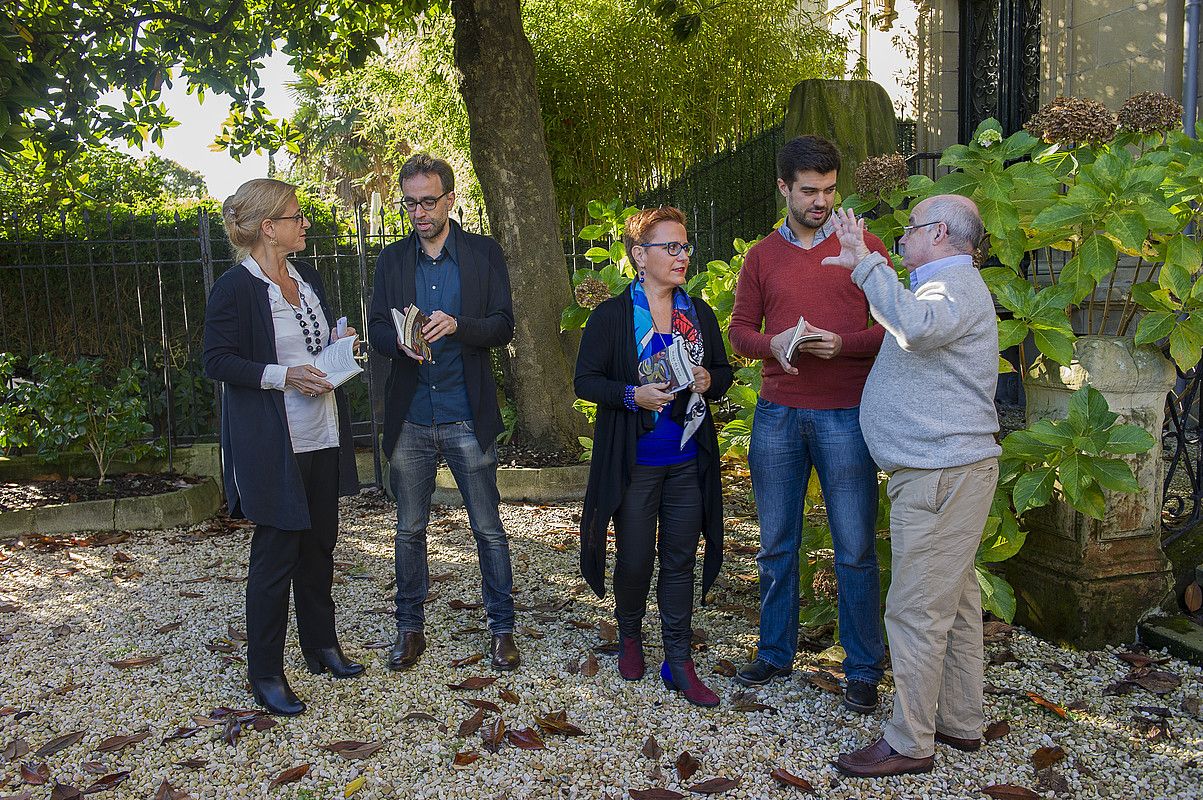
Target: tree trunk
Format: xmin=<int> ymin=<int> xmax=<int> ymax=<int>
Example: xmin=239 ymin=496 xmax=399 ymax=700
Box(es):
xmin=451 ymin=0 xmax=587 ymax=452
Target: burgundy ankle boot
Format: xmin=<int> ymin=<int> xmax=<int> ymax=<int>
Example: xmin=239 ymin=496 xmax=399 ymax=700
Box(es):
xmin=618 ymin=636 xmax=645 ymax=680
xmin=661 ymin=660 xmax=720 ymax=707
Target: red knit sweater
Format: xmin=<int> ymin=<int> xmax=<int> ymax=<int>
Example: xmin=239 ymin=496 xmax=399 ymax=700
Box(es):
xmin=729 ymin=228 xmax=888 ymax=409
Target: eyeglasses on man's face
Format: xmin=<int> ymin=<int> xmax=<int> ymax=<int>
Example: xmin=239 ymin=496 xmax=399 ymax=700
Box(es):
xmin=402 ymin=190 xmax=452 ymax=212
xmin=901 ymin=220 xmax=942 ymax=234
xmin=640 ymin=241 xmax=695 ymax=257
xmin=269 ymin=210 xmax=308 ymax=224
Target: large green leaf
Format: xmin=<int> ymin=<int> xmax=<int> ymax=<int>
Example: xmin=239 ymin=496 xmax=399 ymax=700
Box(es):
xmin=1013 ymin=466 xmax=1055 ymax=513
xmin=977 ymin=195 xmax=1020 ymax=238
xmin=1085 ymin=457 xmax=1139 ymax=493
xmin=1058 ymin=452 xmax=1086 ymax=505
xmin=1168 ymin=234 xmax=1203 ymax=273
xmin=1159 ymin=259 xmax=1194 ymax=300
xmin=1134 ymin=311 xmax=1176 ymax=345
xmin=1169 ymin=326 xmax=1203 ymax=371
xmin=560 ymin=303 xmax=592 ymax=331
xmin=1134 ymin=196 xmax=1181 ymax=232
xmin=1130 ymin=281 xmax=1176 ymax=312
xmin=976 ymin=566 xmax=1017 ymax=622
xmin=997 ymin=318 xmax=1029 ymax=349
xmin=1104 ymin=424 xmax=1156 ymax=454
xmin=1067 ymin=386 xmax=1117 ymax=431
xmin=1027 ymin=418 xmax=1076 ymax=448
xmin=1072 ymin=481 xmax=1107 ymax=519
xmin=1002 ymin=428 xmax=1059 ymax=460
xmin=1105 ymin=209 xmax=1149 ymax=253
xmin=931 ymin=170 xmax=978 ymax=197
xmin=1074 ymin=234 xmax=1119 ymax=282
xmin=1030 ymin=327 xmax=1075 ymax=366
xmin=1031 ymin=201 xmax=1093 ymax=231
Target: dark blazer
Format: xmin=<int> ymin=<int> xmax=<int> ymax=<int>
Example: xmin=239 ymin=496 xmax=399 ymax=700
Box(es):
xmin=574 ymin=290 xmax=734 ymax=599
xmin=203 ymin=260 xmax=359 ymax=531
xmin=367 ymin=220 xmax=515 ymax=455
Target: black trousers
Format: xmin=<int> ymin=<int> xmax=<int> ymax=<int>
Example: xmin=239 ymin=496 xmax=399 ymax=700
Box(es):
xmin=612 ymin=459 xmax=704 ymax=663
xmin=246 ymin=447 xmax=340 ymax=679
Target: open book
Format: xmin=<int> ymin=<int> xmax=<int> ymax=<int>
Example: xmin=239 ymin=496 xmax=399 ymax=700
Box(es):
xmin=787 ymin=316 xmax=823 ymax=358
xmin=637 ymin=338 xmax=695 ymax=394
xmin=390 ymin=305 xmax=434 ymax=362
xmin=314 ymin=334 xmax=363 ymax=389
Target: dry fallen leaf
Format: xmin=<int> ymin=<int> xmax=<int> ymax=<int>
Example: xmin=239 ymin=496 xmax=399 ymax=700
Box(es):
xmin=482 ymin=716 xmax=506 ymax=754
xmin=33 ymin=731 xmax=85 ymax=760
xmin=446 ymin=676 xmax=497 ymax=691
xmin=768 ymin=768 xmax=814 ymax=791
xmin=981 ymin=785 xmax=1040 ymax=799
xmin=48 ymin=784 xmax=82 ymax=800
xmin=2 ymin=737 xmax=29 ymax=761
xmin=1031 ymin=745 xmax=1066 ymax=770
xmin=730 ymin=691 xmax=778 ymax=714
xmin=688 ymin=777 xmax=739 ymax=794
xmin=155 ymin=621 xmax=182 ymax=634
xmin=598 ymin=620 xmax=618 ymax=641
xmin=174 ymin=759 xmax=208 ymax=769
xmin=499 ymin=689 xmax=520 ymax=704
xmin=629 ymin=790 xmax=686 ymax=800
xmin=580 ymin=653 xmax=599 ymax=677
xmin=1025 ymin=691 xmax=1067 ymax=718
xmin=95 ymin=729 xmax=150 ymax=753
xmin=112 ymin=551 xmax=134 ymax=563
xmin=462 ymin=698 xmax=502 ymax=714
xmin=535 ymin=710 xmax=586 ymax=736
xmin=1127 ymin=668 xmax=1181 ymax=695
xmin=450 ymin=654 xmax=483 ymax=668
xmin=806 ymin=671 xmax=842 ymax=694
xmin=153 ymin=778 xmax=192 ymax=800
xmin=675 ymin=751 xmax=701 ymax=782
xmin=983 ymin=720 xmax=1011 ymax=741
xmin=20 ymin=762 xmax=49 ymax=785
xmin=80 ymin=762 xmax=107 ymax=775
xmin=401 ymin=712 xmax=439 ymax=724
xmin=505 ymin=727 xmax=546 ymax=750
xmin=268 ymin=764 xmax=310 ymax=788
xmin=711 ymin=659 xmax=737 ymax=678
xmin=81 ymin=771 xmax=130 ymax=794
xmin=343 ymin=776 xmax=366 ymax=797
xmin=452 ymin=750 xmax=480 ymax=768
xmin=458 ymin=708 xmax=486 ymax=738
xmin=448 ymin=599 xmax=483 ymax=610
xmin=641 ymin=735 xmax=663 ymax=761
xmin=107 ymin=655 xmax=162 ymax=669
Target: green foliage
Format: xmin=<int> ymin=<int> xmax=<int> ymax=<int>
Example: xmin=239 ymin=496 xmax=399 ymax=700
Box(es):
xmin=16 ymin=353 xmax=157 ymax=486
xmin=0 ymin=352 xmax=32 ymax=454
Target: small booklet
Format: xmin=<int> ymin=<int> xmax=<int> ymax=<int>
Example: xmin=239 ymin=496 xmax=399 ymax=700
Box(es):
xmin=390 ymin=305 xmax=434 ymax=362
xmin=637 ymin=338 xmax=695 ymax=394
xmin=314 ymin=334 xmax=363 ymax=389
xmin=787 ymin=316 xmax=823 ymax=358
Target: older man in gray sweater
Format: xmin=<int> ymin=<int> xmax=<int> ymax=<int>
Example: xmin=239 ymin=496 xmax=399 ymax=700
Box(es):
xmin=822 ymin=197 xmax=1001 ymax=778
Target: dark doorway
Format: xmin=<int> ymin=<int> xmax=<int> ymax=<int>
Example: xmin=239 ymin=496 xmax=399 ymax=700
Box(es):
xmin=958 ymin=0 xmax=1042 ymax=142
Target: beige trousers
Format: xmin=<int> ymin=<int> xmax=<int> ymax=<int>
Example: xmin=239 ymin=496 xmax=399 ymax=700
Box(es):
xmin=882 ymin=456 xmax=998 ymax=758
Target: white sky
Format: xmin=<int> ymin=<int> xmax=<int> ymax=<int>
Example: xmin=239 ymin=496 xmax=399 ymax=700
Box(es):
xmin=111 ymin=3 xmax=917 ymax=199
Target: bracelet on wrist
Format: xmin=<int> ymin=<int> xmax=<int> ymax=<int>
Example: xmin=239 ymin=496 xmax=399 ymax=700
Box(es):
xmin=623 ymin=384 xmax=637 ymax=412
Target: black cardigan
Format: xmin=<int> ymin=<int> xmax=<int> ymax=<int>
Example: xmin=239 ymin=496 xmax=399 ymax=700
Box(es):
xmin=203 ymin=260 xmax=359 ymax=531
xmin=367 ymin=220 xmax=515 ymax=455
xmin=574 ymin=291 xmax=734 ymax=599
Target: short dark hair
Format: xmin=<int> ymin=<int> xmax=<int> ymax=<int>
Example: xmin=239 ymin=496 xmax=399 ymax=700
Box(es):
xmin=399 ymin=153 xmax=456 ymax=193
xmin=777 ymin=136 xmax=841 ymax=185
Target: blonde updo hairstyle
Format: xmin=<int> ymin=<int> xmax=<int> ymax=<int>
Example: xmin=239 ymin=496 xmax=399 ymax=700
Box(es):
xmin=222 ymin=178 xmax=299 ymax=262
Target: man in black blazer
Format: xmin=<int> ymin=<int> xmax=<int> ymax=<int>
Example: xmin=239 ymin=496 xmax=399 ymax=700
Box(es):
xmin=367 ymin=154 xmax=520 ymax=671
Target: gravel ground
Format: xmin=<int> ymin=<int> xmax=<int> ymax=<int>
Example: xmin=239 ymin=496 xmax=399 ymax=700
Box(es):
xmin=1 ymin=491 xmax=1201 ymax=800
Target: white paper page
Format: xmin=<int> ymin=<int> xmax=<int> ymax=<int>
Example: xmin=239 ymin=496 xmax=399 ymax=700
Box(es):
xmin=314 ymin=335 xmax=363 ymax=389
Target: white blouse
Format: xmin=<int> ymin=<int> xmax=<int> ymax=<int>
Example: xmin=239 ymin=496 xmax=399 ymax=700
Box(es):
xmin=242 ymin=257 xmax=340 ymax=454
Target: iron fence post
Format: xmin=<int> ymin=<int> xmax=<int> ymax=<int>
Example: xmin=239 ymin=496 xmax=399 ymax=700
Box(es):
xmin=355 ymin=205 xmax=383 ymax=490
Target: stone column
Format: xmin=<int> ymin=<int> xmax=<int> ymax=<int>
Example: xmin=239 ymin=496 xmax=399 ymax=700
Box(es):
xmin=1007 ymin=336 xmax=1175 ymax=647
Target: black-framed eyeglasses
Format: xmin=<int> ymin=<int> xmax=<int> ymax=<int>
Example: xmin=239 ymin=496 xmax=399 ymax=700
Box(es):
xmin=639 ymin=241 xmax=695 ymax=257
xmin=902 ymin=220 xmax=942 ymax=234
xmin=402 ymin=191 xmax=452 ymax=212
xmin=269 ymin=210 xmax=308 ymax=224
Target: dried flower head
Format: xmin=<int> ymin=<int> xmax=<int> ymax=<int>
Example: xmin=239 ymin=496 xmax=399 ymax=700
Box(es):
xmin=1024 ymin=96 xmax=1117 ymax=146
xmin=1117 ymin=92 xmax=1183 ymax=135
xmin=854 ymin=153 xmax=908 ymax=199
xmin=574 ymin=276 xmax=611 ymax=310
xmin=974 ymin=236 xmax=990 ymax=270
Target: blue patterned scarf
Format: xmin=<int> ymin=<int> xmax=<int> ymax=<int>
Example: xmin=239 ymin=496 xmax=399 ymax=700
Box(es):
xmin=630 ymin=280 xmax=707 ymax=449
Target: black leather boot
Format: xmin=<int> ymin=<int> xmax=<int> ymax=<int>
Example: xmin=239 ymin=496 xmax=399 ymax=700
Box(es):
xmin=302 ymin=645 xmax=365 ymax=679
xmin=387 ymin=631 xmax=426 ymax=671
xmin=250 ymin=675 xmax=305 ymax=716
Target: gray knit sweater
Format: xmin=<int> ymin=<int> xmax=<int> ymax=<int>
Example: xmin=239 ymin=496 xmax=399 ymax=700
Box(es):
xmin=851 ymin=253 xmax=1001 ymax=473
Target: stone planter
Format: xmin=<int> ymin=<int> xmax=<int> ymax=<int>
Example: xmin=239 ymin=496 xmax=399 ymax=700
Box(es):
xmin=1006 ymin=336 xmax=1175 ymax=647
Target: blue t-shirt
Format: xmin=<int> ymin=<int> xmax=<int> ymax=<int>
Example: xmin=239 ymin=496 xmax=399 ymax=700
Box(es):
xmin=635 ymin=333 xmax=698 ymax=466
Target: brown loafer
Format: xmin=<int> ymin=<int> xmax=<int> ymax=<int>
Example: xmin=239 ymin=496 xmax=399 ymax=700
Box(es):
xmin=387 ymin=631 xmax=426 ymax=671
xmin=490 ymin=632 xmax=520 ymax=670
xmin=836 ymin=737 xmax=934 ymax=777
xmin=935 ymin=731 xmax=982 ymax=752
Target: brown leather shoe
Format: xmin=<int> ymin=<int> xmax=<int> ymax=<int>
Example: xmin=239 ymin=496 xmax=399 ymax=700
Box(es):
xmin=387 ymin=631 xmax=426 ymax=671
xmin=836 ymin=737 xmax=934 ymax=777
xmin=935 ymin=731 xmax=982 ymax=752
xmin=490 ymin=633 xmax=520 ymax=670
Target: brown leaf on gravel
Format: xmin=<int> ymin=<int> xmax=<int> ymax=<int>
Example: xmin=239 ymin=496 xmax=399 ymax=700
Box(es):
xmin=107 ymin=655 xmax=161 ymax=669
xmin=205 ymin=640 xmax=237 ymax=654
xmin=598 ymin=620 xmax=618 ymax=641
xmin=505 ymin=727 xmax=546 ymax=750
xmin=458 ymin=708 xmax=486 ymax=738
xmin=517 ymin=625 xmax=544 ymax=639
xmin=567 ymin=619 xmax=594 ymax=629
xmin=1 ymin=790 xmax=33 ymax=800
xmin=688 ymin=777 xmax=738 ymax=794
xmin=981 ymin=621 xmax=1016 ymax=641
xmin=1127 ymin=668 xmax=1181 ymax=695
xmin=805 ymin=671 xmax=842 ymax=694
xmin=112 ymin=551 xmax=135 ymax=563
xmin=499 ymin=689 xmax=520 ymax=704
xmin=226 ymin=624 xmax=247 ymax=642
xmin=629 ymin=790 xmax=685 ymax=800
xmin=1025 ymin=691 xmax=1067 ymax=718
xmin=675 ymin=751 xmax=701 ymax=782
xmin=2 ymin=737 xmax=29 ymax=761
xmin=446 ymin=676 xmax=497 ymax=691
xmin=248 ymin=717 xmax=276 ymax=732
xmin=153 ymin=778 xmax=193 ymax=800
xmin=768 ymin=768 xmax=814 ymax=791
xmin=564 ymin=658 xmax=581 ymax=675
xmin=95 ymin=729 xmax=150 ymax=753
xmin=178 ymin=591 xmax=203 ymax=598
xmin=1117 ymin=651 xmax=1167 ymax=669
xmin=462 ymin=699 xmax=502 ymax=714
xmin=39 ymin=680 xmax=81 ymax=700
xmin=1031 ymin=745 xmax=1066 ymax=770
xmin=450 ymin=654 xmax=483 ymax=668
xmin=33 ymin=731 xmax=85 ymax=760
xmin=268 ymin=764 xmax=309 ymax=788
xmin=335 ymin=742 xmax=384 ymax=760
xmin=712 ymin=659 xmax=737 ymax=678
xmin=452 ymin=750 xmax=480 ymax=768
xmin=730 ymin=691 xmax=778 ymax=714
xmin=20 ymin=762 xmax=49 ymax=785
xmin=983 ymin=720 xmax=1010 ymax=741
xmin=482 ymin=716 xmax=506 ymax=754
xmin=401 ymin=712 xmax=439 ymax=724
xmin=642 ymin=735 xmax=663 ymax=761
xmin=161 ymin=726 xmax=203 ymax=743
xmin=80 ymin=762 xmax=107 ymax=775
xmin=0 ymin=604 xmax=20 ymax=613
xmin=429 ymin=571 xmax=457 ymax=583
xmin=174 ymin=758 xmax=208 ymax=769
xmin=981 ymin=785 xmax=1040 ymax=799
xmin=580 ymin=653 xmax=599 ymax=677
xmin=48 ymin=784 xmax=82 ymax=800
xmin=81 ymin=771 xmax=130 ymax=794
xmin=594 ymin=642 xmax=621 ymax=654
xmin=448 ymin=599 xmax=484 ymax=610
xmin=320 ymin=740 xmax=371 ymax=753
xmin=535 ymin=710 xmax=586 ymax=736
xmin=155 ymin=621 xmax=182 ymax=634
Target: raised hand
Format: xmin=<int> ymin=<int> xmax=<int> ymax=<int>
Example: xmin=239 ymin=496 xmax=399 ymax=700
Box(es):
xmin=820 ymin=207 xmax=872 ymax=271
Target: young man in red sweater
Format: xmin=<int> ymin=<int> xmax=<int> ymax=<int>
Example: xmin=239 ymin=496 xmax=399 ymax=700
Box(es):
xmin=729 ymin=136 xmax=888 ymax=714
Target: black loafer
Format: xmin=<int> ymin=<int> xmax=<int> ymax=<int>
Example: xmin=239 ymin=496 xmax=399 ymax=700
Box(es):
xmin=302 ymin=645 xmax=365 ymax=679
xmin=490 ymin=633 xmax=520 ymax=670
xmin=843 ymin=679 xmax=879 ymax=714
xmin=387 ymin=631 xmax=426 ymax=671
xmin=250 ymin=675 xmax=306 ymax=716
xmin=734 ymin=658 xmax=793 ymax=686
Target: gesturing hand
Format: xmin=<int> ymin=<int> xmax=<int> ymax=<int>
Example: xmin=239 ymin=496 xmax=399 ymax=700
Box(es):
xmin=285 ymin=365 xmax=333 ymax=397
xmin=634 ymin=382 xmax=673 ymax=413
xmin=422 ymin=310 xmax=458 ymax=343
xmin=820 ymin=208 xmax=872 ymax=271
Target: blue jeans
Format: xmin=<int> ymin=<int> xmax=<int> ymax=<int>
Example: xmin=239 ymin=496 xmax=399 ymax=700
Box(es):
xmin=389 ymin=420 xmax=515 ymax=634
xmin=748 ymin=399 xmax=885 ymax=684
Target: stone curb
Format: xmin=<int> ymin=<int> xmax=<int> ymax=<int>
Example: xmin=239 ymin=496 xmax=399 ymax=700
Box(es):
xmin=366 ymin=448 xmax=589 ymax=507
xmin=0 ymin=477 xmax=222 ymax=540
